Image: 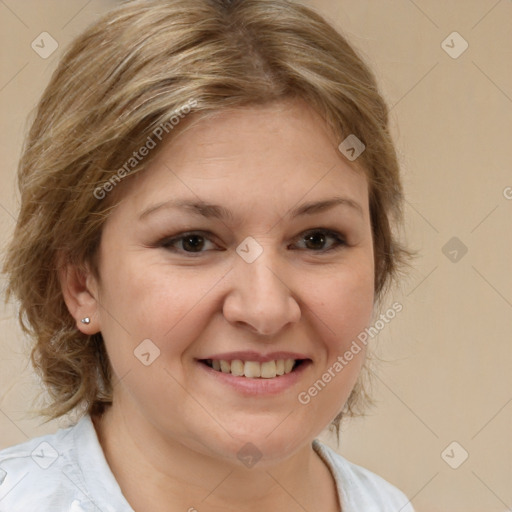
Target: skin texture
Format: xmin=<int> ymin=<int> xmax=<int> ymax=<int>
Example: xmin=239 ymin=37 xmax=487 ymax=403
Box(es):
xmin=61 ymin=98 xmax=375 ymax=512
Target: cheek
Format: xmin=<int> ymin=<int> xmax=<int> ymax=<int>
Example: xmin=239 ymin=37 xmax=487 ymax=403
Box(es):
xmin=295 ymin=263 xmax=373 ymax=425
xmin=305 ymin=259 xmax=375 ymax=350
xmin=96 ymin=251 xmax=225 ymax=361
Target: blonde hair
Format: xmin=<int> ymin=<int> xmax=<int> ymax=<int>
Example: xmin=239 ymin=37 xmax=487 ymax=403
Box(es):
xmin=3 ymin=0 xmax=408 ymax=429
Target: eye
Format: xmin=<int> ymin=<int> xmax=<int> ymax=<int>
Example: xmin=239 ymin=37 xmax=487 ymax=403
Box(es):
xmin=291 ymin=229 xmax=346 ymax=252
xmin=159 ymin=231 xmax=218 ymax=254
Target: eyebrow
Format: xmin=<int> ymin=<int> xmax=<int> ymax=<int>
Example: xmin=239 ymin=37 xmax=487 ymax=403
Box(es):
xmin=138 ymin=196 xmax=364 ymax=221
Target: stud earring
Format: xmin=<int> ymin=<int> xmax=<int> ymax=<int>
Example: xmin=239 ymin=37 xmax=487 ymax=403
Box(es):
xmin=81 ymin=317 xmax=91 ymax=325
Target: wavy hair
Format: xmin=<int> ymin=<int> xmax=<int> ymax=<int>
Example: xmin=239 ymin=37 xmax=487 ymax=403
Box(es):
xmin=3 ymin=0 xmax=408 ymax=431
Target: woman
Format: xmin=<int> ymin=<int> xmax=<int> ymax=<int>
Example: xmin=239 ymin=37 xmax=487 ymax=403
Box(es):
xmin=1 ymin=0 xmax=413 ymax=510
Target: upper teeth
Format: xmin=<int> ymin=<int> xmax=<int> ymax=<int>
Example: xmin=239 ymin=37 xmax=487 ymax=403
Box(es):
xmin=210 ymin=359 xmax=296 ymax=378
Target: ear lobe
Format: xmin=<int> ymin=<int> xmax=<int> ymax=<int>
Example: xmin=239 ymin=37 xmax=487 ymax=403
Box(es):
xmin=58 ymin=257 xmax=100 ymax=334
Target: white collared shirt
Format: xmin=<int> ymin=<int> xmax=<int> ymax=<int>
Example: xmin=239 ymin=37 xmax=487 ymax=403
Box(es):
xmin=0 ymin=415 xmax=414 ymax=511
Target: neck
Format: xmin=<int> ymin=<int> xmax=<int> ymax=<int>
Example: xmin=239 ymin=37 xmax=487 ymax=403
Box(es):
xmin=93 ymin=404 xmax=340 ymax=512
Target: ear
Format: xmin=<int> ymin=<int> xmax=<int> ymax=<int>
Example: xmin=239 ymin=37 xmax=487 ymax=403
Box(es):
xmin=58 ymin=256 xmax=101 ymax=335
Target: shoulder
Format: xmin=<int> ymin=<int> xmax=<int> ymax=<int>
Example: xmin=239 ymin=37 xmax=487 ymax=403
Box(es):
xmin=313 ymin=439 xmax=415 ymax=512
xmin=0 ymin=416 xmax=108 ymax=511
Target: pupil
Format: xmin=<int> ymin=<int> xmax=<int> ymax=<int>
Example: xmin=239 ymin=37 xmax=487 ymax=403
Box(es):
xmin=305 ymin=232 xmax=325 ymax=250
xmin=183 ymin=235 xmax=204 ymax=252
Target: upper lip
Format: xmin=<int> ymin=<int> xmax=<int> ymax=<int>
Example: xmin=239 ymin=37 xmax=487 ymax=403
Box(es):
xmin=198 ymin=351 xmax=311 ymax=363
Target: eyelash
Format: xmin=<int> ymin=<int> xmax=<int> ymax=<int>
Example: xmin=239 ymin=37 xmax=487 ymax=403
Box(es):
xmin=157 ymin=229 xmax=347 ymax=256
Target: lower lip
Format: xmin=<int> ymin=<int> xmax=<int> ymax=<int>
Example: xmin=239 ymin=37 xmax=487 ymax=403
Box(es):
xmin=196 ymin=360 xmax=312 ymax=396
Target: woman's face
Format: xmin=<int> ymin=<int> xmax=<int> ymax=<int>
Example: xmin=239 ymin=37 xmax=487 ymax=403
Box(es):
xmin=90 ymin=99 xmax=375 ymax=464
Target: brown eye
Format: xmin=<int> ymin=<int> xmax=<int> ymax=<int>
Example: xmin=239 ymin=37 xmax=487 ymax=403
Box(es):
xmin=293 ymin=229 xmax=346 ymax=252
xmin=304 ymin=231 xmax=327 ymax=250
xmin=159 ymin=231 xmax=217 ymax=254
xmin=181 ymin=234 xmax=206 ymax=252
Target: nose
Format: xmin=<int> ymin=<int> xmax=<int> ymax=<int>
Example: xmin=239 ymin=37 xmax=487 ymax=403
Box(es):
xmin=222 ymin=253 xmax=301 ymax=337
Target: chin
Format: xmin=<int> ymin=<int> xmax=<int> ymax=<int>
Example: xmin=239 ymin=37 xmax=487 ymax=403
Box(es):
xmin=194 ymin=416 xmax=318 ymax=468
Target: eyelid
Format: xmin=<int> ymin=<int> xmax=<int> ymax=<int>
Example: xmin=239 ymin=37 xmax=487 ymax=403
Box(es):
xmin=156 ymin=228 xmax=347 ymax=255
xmin=158 ymin=230 xmax=220 ymax=253
xmin=290 ymin=228 xmax=347 ymax=251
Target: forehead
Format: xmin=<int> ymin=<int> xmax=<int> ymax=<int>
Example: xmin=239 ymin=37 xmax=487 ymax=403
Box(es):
xmin=116 ymin=98 xmax=369 ymax=219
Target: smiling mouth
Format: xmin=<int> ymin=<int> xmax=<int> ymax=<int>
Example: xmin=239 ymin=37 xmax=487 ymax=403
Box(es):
xmin=199 ymin=359 xmax=307 ymax=379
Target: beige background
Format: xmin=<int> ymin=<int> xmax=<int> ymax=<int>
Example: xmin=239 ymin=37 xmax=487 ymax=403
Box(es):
xmin=1 ymin=1 xmax=511 ymax=511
